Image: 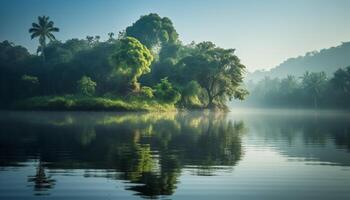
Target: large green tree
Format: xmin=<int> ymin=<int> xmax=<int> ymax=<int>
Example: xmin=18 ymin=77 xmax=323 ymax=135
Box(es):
xmin=29 ymin=16 xmax=59 ymax=62
xmin=178 ymin=42 xmax=248 ymax=109
xmin=125 ymin=13 xmax=178 ymax=50
xmin=112 ymin=37 xmax=153 ymax=92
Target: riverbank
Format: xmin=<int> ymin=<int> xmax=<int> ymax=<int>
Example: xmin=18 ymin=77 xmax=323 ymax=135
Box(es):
xmin=13 ymin=95 xmax=177 ymax=112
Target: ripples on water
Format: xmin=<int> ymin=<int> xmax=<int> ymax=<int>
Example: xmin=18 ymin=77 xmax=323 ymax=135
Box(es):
xmin=0 ymin=109 xmax=349 ymax=199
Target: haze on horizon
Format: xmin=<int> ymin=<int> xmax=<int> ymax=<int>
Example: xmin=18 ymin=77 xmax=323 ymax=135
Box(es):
xmin=0 ymin=0 xmax=349 ymax=72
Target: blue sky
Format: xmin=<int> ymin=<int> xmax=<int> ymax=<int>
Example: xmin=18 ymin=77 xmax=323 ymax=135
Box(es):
xmin=1 ymin=0 xmax=349 ymax=71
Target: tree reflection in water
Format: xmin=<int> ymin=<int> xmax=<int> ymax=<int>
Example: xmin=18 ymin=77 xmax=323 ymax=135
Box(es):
xmin=0 ymin=111 xmax=245 ymax=198
xmin=27 ymin=161 xmax=55 ymax=195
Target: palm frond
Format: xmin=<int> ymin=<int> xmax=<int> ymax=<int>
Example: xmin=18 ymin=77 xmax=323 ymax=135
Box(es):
xmin=30 ymin=15 xmax=59 ymax=47
xmin=47 ymin=21 xmax=54 ymax=28
xmin=49 ymin=27 xmax=59 ymax=32
xmin=31 ymin=23 xmax=40 ymax=29
xmin=31 ymin=32 xmax=40 ymax=39
xmin=29 ymin=27 xmax=39 ymax=33
xmin=38 ymin=16 xmax=48 ymax=27
xmin=47 ymin=33 xmax=56 ymax=41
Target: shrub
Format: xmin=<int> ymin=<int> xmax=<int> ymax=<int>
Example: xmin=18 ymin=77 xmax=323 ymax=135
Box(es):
xmin=179 ymin=80 xmax=203 ymax=108
xmin=154 ymin=78 xmax=181 ymax=104
xmin=77 ymin=76 xmax=97 ymax=96
xmin=140 ymin=86 xmax=154 ymax=99
xmin=47 ymin=96 xmax=74 ymax=109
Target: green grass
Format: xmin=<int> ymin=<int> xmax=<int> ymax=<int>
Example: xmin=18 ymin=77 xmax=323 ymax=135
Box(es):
xmin=13 ymin=95 xmax=176 ymax=112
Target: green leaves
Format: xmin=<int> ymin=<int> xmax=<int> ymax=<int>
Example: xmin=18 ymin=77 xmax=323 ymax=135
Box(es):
xmin=77 ymin=76 xmax=97 ymax=96
xmin=301 ymin=71 xmax=327 ymax=95
xmin=29 ymin=16 xmax=59 ymax=42
xmin=179 ymin=42 xmax=247 ymax=108
xmin=125 ymin=13 xmax=178 ymax=49
xmin=154 ymin=78 xmax=181 ymax=104
xmin=112 ymin=37 xmax=153 ymax=91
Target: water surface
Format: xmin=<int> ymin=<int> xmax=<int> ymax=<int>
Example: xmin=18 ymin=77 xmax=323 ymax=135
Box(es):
xmin=0 ymin=109 xmax=349 ymax=199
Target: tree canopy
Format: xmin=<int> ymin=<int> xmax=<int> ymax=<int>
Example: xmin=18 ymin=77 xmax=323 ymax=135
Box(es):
xmin=125 ymin=13 xmax=179 ymax=50
xmin=0 ymin=13 xmax=249 ymax=111
xmin=240 ymin=67 xmax=350 ymax=108
xmin=178 ymin=42 xmax=248 ymax=109
xmin=29 ymin=16 xmax=59 ymax=61
xmin=112 ymin=37 xmax=153 ymax=91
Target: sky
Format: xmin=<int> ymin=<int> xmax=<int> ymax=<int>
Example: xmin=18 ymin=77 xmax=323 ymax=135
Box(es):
xmin=0 ymin=0 xmax=350 ymax=72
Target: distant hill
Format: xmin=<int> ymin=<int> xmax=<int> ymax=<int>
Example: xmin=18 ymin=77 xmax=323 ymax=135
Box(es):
xmin=247 ymin=41 xmax=350 ymax=81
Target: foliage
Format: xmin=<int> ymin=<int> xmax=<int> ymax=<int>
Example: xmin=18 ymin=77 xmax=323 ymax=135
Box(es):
xmin=178 ymin=42 xmax=248 ymax=109
xmin=21 ymin=74 xmax=39 ymax=84
xmin=140 ymin=86 xmax=154 ymax=99
xmin=125 ymin=13 xmax=178 ymax=49
xmin=154 ymin=78 xmax=181 ymax=104
xmin=301 ymin=71 xmax=327 ymax=108
xmin=15 ymin=95 xmax=175 ymax=111
xmin=179 ymin=80 xmax=203 ymax=108
xmin=0 ymin=13 xmax=249 ymax=111
xmin=241 ymin=67 xmax=350 ymax=108
xmin=331 ymin=66 xmax=350 ymax=94
xmin=77 ymin=76 xmax=97 ymax=96
xmin=29 ymin=16 xmax=59 ymax=60
xmin=112 ymin=37 xmax=153 ymax=91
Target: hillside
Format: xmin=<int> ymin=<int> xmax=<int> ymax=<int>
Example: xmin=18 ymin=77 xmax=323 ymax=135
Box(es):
xmin=247 ymin=41 xmax=350 ymax=81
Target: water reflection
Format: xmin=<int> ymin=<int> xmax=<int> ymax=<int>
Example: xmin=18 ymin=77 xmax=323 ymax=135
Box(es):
xmin=1 ymin=110 xmax=350 ymax=199
xmin=233 ymin=109 xmax=350 ymax=165
xmin=0 ymin=111 xmax=245 ymax=198
xmin=27 ymin=161 xmax=55 ymax=195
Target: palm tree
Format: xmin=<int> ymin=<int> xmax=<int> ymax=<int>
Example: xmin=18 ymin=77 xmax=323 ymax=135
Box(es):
xmin=29 ymin=16 xmax=59 ymax=63
xmin=108 ymin=32 xmax=115 ymax=42
xmin=301 ymin=71 xmax=327 ymax=108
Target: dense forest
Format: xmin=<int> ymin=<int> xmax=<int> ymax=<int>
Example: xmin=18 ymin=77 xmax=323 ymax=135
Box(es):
xmin=0 ymin=14 xmax=247 ymax=111
xmin=237 ymin=67 xmax=350 ymax=108
xmin=239 ymin=39 xmax=350 ymax=109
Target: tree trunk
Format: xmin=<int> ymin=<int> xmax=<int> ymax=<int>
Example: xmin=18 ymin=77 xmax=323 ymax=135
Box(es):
xmin=41 ymin=42 xmax=46 ymax=66
xmin=206 ymin=88 xmax=216 ymax=109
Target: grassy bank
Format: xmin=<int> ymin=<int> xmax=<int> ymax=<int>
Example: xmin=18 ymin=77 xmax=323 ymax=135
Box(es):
xmin=13 ymin=95 xmax=176 ymax=112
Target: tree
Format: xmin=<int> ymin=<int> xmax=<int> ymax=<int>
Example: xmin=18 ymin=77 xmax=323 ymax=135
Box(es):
xmin=154 ymin=78 xmax=181 ymax=104
xmin=29 ymin=16 xmax=59 ymax=63
xmin=301 ymin=71 xmax=327 ymax=108
xmin=331 ymin=66 xmax=350 ymax=94
xmin=94 ymin=35 xmax=100 ymax=43
xmin=112 ymin=37 xmax=153 ymax=92
xmin=77 ymin=76 xmax=97 ymax=96
xmin=86 ymin=36 xmax=94 ymax=46
xmin=279 ymin=75 xmax=298 ymax=95
xmin=180 ymin=80 xmax=203 ymax=108
xmin=179 ymin=42 xmax=248 ymax=109
xmin=108 ymin=32 xmax=115 ymax=42
xmin=329 ymin=66 xmax=350 ymax=107
xmin=125 ymin=13 xmax=178 ymax=50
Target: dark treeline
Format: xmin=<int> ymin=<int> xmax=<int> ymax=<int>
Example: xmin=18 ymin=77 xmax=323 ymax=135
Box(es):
xmin=242 ymin=67 xmax=350 ymax=108
xmin=0 ymin=14 xmax=247 ymax=111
